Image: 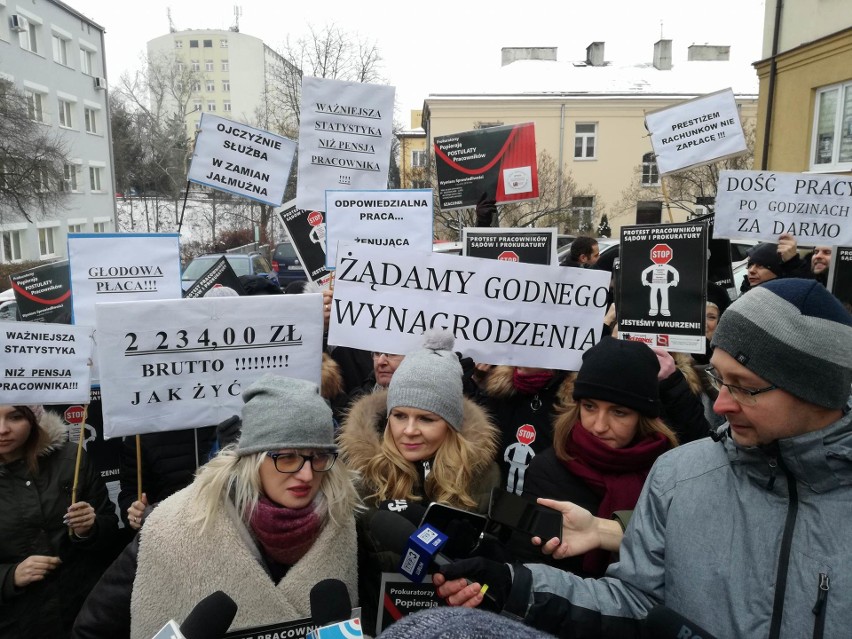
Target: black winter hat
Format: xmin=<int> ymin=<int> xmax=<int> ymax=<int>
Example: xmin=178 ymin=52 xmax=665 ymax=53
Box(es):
xmin=572 ymin=337 xmax=661 ymax=417
xmin=746 ymin=243 xmax=784 ymax=275
xmin=706 ymin=281 xmax=732 ymax=315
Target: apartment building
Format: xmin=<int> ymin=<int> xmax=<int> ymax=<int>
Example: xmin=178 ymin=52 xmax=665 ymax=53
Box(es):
xmin=397 ymin=109 xmax=428 ymax=189
xmin=0 ymin=0 xmax=114 ymax=264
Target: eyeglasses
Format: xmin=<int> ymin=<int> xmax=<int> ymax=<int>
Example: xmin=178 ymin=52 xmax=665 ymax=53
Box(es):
xmin=266 ymin=451 xmax=338 ymax=473
xmin=705 ymin=367 xmax=777 ymax=406
xmin=372 ymin=352 xmax=404 ymax=362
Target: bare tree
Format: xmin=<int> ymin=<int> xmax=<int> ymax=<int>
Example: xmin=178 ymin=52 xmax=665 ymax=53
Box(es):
xmin=0 ymin=79 xmax=69 ymax=223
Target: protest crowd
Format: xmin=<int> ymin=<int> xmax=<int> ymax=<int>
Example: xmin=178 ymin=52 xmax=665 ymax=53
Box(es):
xmin=3 ymin=74 xmax=852 ymax=639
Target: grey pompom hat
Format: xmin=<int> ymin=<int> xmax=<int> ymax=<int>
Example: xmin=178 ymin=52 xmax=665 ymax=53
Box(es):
xmin=236 ymin=374 xmax=335 ymax=456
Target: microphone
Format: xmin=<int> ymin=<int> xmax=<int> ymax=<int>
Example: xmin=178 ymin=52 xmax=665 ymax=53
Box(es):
xmin=644 ymin=605 xmax=718 ymax=639
xmin=308 ymin=579 xmax=362 ymax=639
xmin=370 ymin=510 xmax=452 ymax=583
xmin=150 ymin=591 xmax=237 ymax=639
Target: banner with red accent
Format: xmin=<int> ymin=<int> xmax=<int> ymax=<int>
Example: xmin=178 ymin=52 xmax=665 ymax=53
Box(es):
xmin=434 ymin=122 xmax=539 ymax=210
xmin=376 ymin=574 xmax=442 ymax=633
xmin=9 ymin=260 xmax=73 ymax=323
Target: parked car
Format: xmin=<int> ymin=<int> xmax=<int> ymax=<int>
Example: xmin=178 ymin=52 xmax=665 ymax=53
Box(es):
xmin=271 ymin=241 xmax=308 ymax=287
xmin=181 ymin=252 xmax=276 ymax=291
xmin=432 ymin=241 xmax=464 ymax=255
xmin=0 ymin=288 xmax=18 ymax=321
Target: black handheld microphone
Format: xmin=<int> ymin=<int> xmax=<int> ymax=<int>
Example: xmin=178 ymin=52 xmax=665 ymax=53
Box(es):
xmin=309 ymin=578 xmax=352 ymax=627
xmin=644 ymin=605 xmax=719 ymax=639
xmin=370 ymin=510 xmax=454 ymax=571
xmin=179 ymin=591 xmax=238 ymax=639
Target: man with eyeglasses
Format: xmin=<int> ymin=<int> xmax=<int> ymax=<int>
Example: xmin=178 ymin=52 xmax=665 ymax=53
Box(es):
xmin=433 ymin=278 xmax=852 ymax=639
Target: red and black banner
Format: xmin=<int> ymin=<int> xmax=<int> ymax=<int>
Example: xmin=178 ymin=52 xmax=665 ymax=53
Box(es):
xmin=9 ymin=260 xmax=73 ymax=323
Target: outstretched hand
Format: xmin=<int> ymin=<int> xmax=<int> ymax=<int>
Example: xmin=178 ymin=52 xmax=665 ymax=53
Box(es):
xmin=435 ymin=557 xmax=511 ymax=611
xmin=531 ymin=498 xmax=625 ymax=558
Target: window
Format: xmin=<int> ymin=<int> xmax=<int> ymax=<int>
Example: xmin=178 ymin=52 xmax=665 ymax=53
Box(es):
xmin=574 ymin=123 xmax=597 ymax=159
xmin=89 ymin=166 xmax=102 ymax=191
xmin=190 ymin=81 xmax=201 ymax=92
xmin=35 ymin=165 xmax=50 ymax=192
xmin=62 ymin=163 xmax=78 ymax=191
xmin=222 ymin=80 xmax=230 ymax=92
xmin=93 ymin=221 xmax=109 ymax=233
xmin=39 ymin=226 xmax=57 ymax=257
xmin=193 ymin=99 xmax=202 ymax=112
xmin=26 ymin=91 xmax=45 ymax=123
xmin=221 ymin=60 xmax=229 ymax=71
xmin=206 ymin=101 xmax=216 ymax=112
xmin=811 ymin=81 xmax=852 ymax=172
xmin=2 ymin=231 xmax=24 ymax=262
xmin=176 ymin=62 xmax=185 ymax=73
xmin=203 ymin=39 xmax=212 ymax=48
xmin=411 ymin=150 xmax=427 ymax=167
xmin=175 ymin=40 xmax=183 ymax=49
xmin=223 ymin=100 xmax=231 ymax=112
xmin=52 ymin=35 xmax=68 ymax=65
xmin=220 ymin=39 xmax=228 ymax=48
xmin=191 ymin=60 xmax=200 ymax=72
xmin=189 ymin=40 xmax=198 ymax=48
xmin=84 ymin=107 xmax=98 ymax=133
xmin=571 ymin=196 xmax=595 ymax=232
xmin=205 ymin=60 xmax=214 ymax=72
xmin=58 ymin=99 xmax=73 ymax=128
xmin=412 ymin=179 xmax=430 ymax=189
xmin=68 ymin=223 xmax=85 ymax=234
xmin=636 ymin=201 xmax=663 ymax=224
xmin=19 ymin=21 xmax=39 ymax=54
xmin=641 ymin=152 xmax=659 ymax=185
xmin=206 ymin=80 xmax=215 ymax=92
xmin=80 ymin=48 xmax=94 ymax=74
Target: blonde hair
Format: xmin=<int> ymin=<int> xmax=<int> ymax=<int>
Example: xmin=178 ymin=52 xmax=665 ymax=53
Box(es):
xmin=190 ymin=446 xmax=361 ymax=534
xmin=359 ymin=424 xmax=486 ymax=509
xmin=553 ymin=401 xmax=678 ymax=464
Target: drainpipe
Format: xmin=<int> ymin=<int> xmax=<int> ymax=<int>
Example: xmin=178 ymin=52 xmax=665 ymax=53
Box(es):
xmin=761 ymin=0 xmax=784 ymax=170
xmin=557 ymin=103 xmax=566 ymax=217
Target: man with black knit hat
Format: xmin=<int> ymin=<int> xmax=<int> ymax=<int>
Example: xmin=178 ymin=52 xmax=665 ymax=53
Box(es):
xmin=434 ymin=278 xmax=852 ymax=639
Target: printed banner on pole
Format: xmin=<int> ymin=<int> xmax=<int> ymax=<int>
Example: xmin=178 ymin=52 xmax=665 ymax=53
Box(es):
xmin=296 ymin=76 xmax=396 ymax=212
xmin=618 ymin=223 xmax=708 ymax=354
xmin=96 ymin=295 xmax=324 ymax=438
xmin=68 ymin=233 xmax=183 ymax=328
xmin=645 ymin=88 xmax=748 ymax=175
xmin=183 ymin=256 xmax=246 ymax=298
xmin=714 ymin=170 xmax=852 ymax=245
xmin=9 ymin=260 xmax=73 ymax=323
xmin=275 ymin=200 xmax=333 ymax=289
xmin=0 ymin=322 xmax=94 ymax=404
xmin=827 ymin=246 xmax=852 ymax=310
xmin=434 ymin=122 xmax=539 ymax=210
xmin=376 ymin=574 xmax=441 ymax=634
xmin=187 ymin=114 xmax=297 ymax=207
xmin=324 ymin=189 xmax=434 ymax=268
xmin=462 ymin=227 xmax=557 ymax=265
xmin=328 ymin=242 xmax=609 ymax=370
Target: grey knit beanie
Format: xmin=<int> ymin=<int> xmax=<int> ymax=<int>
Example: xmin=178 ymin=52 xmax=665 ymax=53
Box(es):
xmin=377 ymin=607 xmax=555 ymax=638
xmin=712 ymin=278 xmax=852 ymax=409
xmin=236 ymin=374 xmax=334 ymax=456
xmin=386 ymin=329 xmax=464 ymax=430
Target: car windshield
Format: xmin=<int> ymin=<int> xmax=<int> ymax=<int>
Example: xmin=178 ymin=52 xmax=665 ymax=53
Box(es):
xmin=182 ymin=256 xmax=250 ymax=280
xmin=274 ymin=243 xmax=297 ymax=260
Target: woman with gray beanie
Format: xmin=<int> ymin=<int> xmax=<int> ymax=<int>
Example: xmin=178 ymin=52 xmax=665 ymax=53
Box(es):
xmin=73 ymin=375 xmax=360 ymax=638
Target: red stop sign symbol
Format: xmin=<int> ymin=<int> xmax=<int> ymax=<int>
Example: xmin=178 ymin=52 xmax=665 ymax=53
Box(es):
xmin=498 ymin=251 xmax=519 ymax=262
xmin=307 ymin=211 xmax=324 ymax=227
xmin=516 ymin=424 xmax=536 ymax=445
xmin=650 ymin=243 xmax=673 ymax=265
xmin=64 ymin=405 xmax=85 ymax=424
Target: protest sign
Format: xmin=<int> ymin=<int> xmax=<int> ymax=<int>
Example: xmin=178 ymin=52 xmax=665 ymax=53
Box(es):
xmin=187 ymin=114 xmax=297 ymax=207
xmin=618 ymin=222 xmax=708 ymax=354
xmin=328 ymin=242 xmax=609 ymax=370
xmin=296 ymin=76 xmax=396 ymax=212
xmin=324 ymin=189 xmax=433 ymax=268
xmin=645 ymin=88 xmax=748 ymax=175
xmin=275 ymin=200 xmax=333 ymax=289
xmin=9 ymin=260 xmax=72 ymax=323
xmin=183 ymin=256 xmax=246 ymax=298
xmin=827 ymin=246 xmax=852 ymax=310
xmin=714 ymin=170 xmax=852 ymax=245
xmin=434 ymin=122 xmax=539 ymax=210
xmin=68 ymin=233 xmax=183 ymax=328
xmin=222 ymin=609 xmax=362 ymax=639
xmin=462 ymin=227 xmax=557 ymax=265
xmin=0 ymin=322 xmax=93 ymax=404
xmin=96 ymin=295 xmax=324 ymax=438
xmin=691 ymin=212 xmax=735 ymax=287
xmin=376 ymin=574 xmax=442 ymax=634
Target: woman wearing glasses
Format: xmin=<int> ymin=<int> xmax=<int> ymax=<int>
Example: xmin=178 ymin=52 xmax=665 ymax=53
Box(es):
xmin=73 ymin=375 xmax=360 ymax=638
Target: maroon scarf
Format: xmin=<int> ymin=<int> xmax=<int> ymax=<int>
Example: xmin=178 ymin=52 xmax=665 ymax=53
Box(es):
xmin=248 ymin=496 xmax=325 ymax=566
xmin=513 ymin=369 xmax=554 ymax=394
xmin=561 ymin=421 xmax=671 ymax=575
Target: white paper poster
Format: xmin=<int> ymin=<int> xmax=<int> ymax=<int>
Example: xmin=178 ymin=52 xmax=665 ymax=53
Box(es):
xmin=296 ymin=76 xmax=396 ymax=212
xmin=714 ymin=170 xmax=852 ymax=245
xmin=324 ymin=189 xmax=433 ymax=268
xmin=645 ymin=88 xmax=748 ymax=175
xmin=96 ymin=295 xmax=325 ymax=438
xmin=0 ymin=322 xmax=94 ymax=404
xmin=187 ymin=114 xmax=297 ymax=207
xmin=328 ymin=242 xmax=610 ymax=370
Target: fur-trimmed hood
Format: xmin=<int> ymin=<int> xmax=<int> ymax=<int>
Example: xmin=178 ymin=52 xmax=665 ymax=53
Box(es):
xmin=338 ymin=389 xmax=499 ymax=484
xmin=321 ymin=352 xmax=344 ymax=400
xmin=480 ymin=366 xmax=575 ymax=407
xmin=37 ymin=409 xmax=68 ymax=456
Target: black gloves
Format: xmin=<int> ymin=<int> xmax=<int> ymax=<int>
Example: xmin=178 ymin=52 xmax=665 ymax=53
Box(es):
xmin=439 ymin=557 xmax=513 ymax=612
xmin=475 ymin=192 xmax=497 ymax=227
